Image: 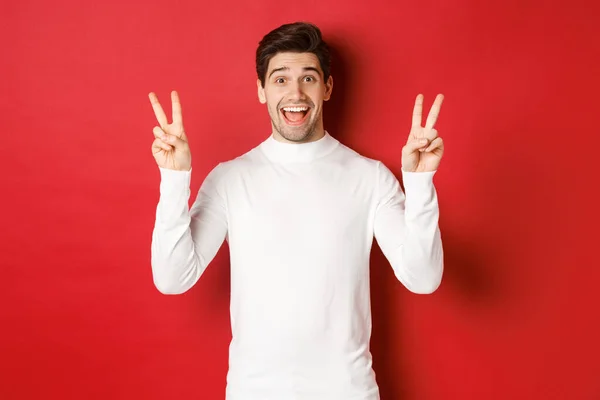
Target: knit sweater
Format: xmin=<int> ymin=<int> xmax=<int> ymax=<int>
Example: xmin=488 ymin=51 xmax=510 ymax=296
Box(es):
xmin=151 ymin=131 xmax=444 ymax=400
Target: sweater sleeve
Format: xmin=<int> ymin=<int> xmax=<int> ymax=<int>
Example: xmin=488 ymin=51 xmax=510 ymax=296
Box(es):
xmin=150 ymin=164 xmax=229 ymax=295
xmin=373 ymin=161 xmax=444 ymax=294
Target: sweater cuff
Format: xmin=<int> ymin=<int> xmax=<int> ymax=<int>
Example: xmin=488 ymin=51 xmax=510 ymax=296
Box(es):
xmin=159 ymin=167 xmax=192 ymax=195
xmin=401 ymin=170 xmax=436 ymax=191
xmin=401 ymin=170 xmax=438 ymax=212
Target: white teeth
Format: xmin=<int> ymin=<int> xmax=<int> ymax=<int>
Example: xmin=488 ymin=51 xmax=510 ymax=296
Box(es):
xmin=282 ymin=106 xmax=309 ymax=112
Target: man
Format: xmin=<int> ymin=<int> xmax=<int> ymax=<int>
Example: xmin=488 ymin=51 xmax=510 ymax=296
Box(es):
xmin=148 ymin=22 xmax=444 ymax=400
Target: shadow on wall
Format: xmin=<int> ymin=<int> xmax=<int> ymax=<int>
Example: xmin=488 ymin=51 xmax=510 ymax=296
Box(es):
xmin=440 ymin=230 xmax=503 ymax=307
xmin=323 ymin=38 xmax=353 ymax=140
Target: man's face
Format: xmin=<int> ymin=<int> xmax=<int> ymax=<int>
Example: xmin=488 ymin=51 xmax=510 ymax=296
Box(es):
xmin=257 ymin=52 xmax=333 ymax=143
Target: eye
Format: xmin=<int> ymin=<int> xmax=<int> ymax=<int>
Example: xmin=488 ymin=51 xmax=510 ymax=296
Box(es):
xmin=275 ymin=77 xmax=285 ymax=84
xmin=304 ymin=76 xmax=315 ymax=82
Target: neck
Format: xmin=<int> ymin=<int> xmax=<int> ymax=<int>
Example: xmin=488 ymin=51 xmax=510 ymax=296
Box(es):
xmin=260 ymin=129 xmax=339 ymax=164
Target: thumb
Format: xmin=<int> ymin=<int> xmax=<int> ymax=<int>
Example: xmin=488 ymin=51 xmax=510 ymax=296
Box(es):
xmin=161 ymin=132 xmax=188 ymax=150
xmin=403 ymin=137 xmax=429 ymax=155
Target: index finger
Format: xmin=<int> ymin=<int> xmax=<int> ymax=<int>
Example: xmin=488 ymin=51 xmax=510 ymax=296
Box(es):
xmin=425 ymin=94 xmax=444 ymax=129
xmin=148 ymin=92 xmax=168 ymax=128
xmin=412 ymin=94 xmax=424 ymax=128
xmin=171 ymin=91 xmax=183 ymax=125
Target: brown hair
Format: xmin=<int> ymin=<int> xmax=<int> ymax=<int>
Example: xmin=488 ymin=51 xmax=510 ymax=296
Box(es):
xmin=256 ymin=22 xmax=331 ymax=87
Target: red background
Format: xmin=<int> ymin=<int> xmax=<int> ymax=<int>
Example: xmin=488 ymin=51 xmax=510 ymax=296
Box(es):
xmin=2 ymin=0 xmax=599 ymax=399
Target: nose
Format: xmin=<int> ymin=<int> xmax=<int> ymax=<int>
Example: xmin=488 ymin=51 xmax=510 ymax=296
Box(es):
xmin=287 ymin=81 xmax=306 ymax=101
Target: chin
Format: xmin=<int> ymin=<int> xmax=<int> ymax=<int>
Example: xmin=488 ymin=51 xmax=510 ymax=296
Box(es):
xmin=279 ymin=129 xmax=314 ymax=143
xmin=275 ymin=119 xmax=319 ymax=143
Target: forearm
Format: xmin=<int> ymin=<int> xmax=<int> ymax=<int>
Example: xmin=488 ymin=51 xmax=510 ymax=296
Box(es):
xmin=151 ymin=168 xmax=205 ymax=294
xmin=375 ymin=165 xmax=444 ymax=294
xmin=397 ymin=171 xmax=443 ymax=293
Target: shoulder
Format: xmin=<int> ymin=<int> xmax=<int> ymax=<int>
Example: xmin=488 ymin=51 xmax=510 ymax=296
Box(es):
xmin=332 ymin=139 xmax=400 ymax=196
xmin=216 ymin=145 xmax=265 ymax=173
xmin=204 ymin=142 xmax=267 ymax=185
xmin=332 ymin=139 xmax=389 ymax=174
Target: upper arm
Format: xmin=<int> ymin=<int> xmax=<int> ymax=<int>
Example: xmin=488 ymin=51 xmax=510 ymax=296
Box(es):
xmin=189 ymin=163 xmax=229 ymax=265
xmin=373 ymin=161 xmax=407 ymax=254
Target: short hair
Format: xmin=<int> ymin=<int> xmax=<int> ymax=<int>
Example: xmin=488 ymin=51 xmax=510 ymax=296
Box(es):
xmin=255 ymin=22 xmax=331 ymax=87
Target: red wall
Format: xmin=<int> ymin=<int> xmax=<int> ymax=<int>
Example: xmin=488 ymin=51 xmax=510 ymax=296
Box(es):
xmin=2 ymin=0 xmax=599 ymax=399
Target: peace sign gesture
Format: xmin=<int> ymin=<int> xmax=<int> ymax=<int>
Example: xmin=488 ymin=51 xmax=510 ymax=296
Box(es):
xmin=401 ymin=94 xmax=445 ymax=173
xmin=149 ymin=90 xmax=192 ymax=171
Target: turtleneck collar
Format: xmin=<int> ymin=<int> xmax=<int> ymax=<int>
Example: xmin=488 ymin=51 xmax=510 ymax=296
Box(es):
xmin=259 ymin=131 xmax=340 ymax=164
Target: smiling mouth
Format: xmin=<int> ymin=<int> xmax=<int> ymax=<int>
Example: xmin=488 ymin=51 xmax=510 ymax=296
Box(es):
xmin=280 ymin=105 xmax=311 ymax=126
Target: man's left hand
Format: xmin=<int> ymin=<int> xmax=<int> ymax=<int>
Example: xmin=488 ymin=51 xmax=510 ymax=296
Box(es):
xmin=402 ymin=94 xmax=445 ymax=173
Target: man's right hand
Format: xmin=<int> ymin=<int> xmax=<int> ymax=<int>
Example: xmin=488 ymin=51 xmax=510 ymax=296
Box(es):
xmin=149 ymin=90 xmax=192 ymax=171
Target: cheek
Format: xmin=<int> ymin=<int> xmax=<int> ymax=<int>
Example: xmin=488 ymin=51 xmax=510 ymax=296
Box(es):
xmin=267 ymin=94 xmax=284 ymax=110
xmin=268 ymin=99 xmax=282 ymax=117
xmin=309 ymin=87 xmax=325 ymax=102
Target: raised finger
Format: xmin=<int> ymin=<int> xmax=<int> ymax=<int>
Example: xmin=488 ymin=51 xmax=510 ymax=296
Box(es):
xmin=171 ymin=91 xmax=183 ymax=125
xmin=425 ymin=94 xmax=444 ymax=129
xmin=149 ymin=92 xmax=169 ymax=128
xmin=412 ymin=94 xmax=424 ymax=128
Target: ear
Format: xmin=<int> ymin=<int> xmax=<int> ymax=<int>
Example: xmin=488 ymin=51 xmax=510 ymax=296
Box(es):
xmin=257 ymin=79 xmax=266 ymax=104
xmin=324 ymin=75 xmax=333 ymax=101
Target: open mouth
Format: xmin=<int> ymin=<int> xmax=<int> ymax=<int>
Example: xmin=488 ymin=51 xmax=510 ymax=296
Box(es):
xmin=280 ymin=105 xmax=311 ymax=126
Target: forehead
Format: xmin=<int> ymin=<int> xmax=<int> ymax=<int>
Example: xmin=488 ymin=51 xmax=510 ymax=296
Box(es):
xmin=267 ymin=52 xmax=322 ymax=74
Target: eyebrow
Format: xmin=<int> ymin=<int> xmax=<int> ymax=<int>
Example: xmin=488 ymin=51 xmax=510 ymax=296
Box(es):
xmin=268 ymin=66 xmax=321 ymax=79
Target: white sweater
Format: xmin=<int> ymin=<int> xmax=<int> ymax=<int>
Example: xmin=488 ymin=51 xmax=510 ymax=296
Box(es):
xmin=151 ymin=132 xmax=443 ymax=400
